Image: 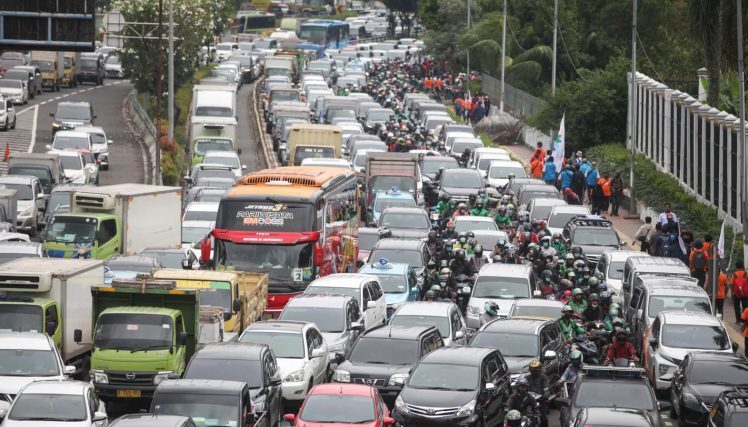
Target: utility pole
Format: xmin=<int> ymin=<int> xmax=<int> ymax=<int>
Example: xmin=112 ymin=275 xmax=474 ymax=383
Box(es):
xmin=500 ymin=0 xmax=507 ymax=112
xmin=551 ymin=0 xmax=558 ymax=96
xmin=167 ymin=0 xmax=174 ymax=146
xmin=738 ymin=0 xmax=748 ymax=266
xmin=628 ymin=0 xmax=638 ymax=216
xmin=156 ymin=0 xmax=163 ymax=182
xmin=465 ymin=0 xmax=472 ymax=97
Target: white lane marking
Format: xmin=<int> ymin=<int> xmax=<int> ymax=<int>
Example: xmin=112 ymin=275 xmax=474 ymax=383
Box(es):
xmin=27 ymin=105 xmax=39 ymax=153
xmin=53 ymin=96 xmax=62 ymax=100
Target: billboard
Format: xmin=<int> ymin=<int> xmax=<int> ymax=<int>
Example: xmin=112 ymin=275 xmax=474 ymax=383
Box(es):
xmin=0 ymin=0 xmax=96 ymax=51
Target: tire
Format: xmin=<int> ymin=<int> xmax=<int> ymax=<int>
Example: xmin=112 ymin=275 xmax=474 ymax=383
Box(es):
xmin=669 ymin=401 xmax=677 ymax=419
xmin=12 ymin=117 xmax=16 ymax=129
xmin=3 ymin=120 xmax=7 ymax=131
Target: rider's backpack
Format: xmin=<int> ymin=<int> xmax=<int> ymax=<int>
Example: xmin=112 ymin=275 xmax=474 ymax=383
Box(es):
xmin=692 ymin=250 xmax=707 ymax=271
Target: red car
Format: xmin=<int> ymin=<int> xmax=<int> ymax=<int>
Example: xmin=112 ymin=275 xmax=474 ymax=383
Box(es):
xmin=283 ymin=383 xmax=395 ymax=427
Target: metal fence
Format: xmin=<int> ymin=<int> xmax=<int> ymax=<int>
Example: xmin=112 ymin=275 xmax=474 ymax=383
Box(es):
xmin=631 ymin=72 xmax=744 ymax=225
xmin=480 ymin=73 xmax=546 ymax=118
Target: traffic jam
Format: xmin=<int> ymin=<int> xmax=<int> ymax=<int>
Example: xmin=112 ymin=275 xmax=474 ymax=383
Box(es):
xmin=1 ymin=7 xmax=748 ymax=427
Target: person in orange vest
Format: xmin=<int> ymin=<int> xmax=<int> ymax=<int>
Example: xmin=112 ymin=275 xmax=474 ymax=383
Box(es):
xmin=530 ymin=154 xmax=544 ymax=178
xmin=463 ymin=98 xmax=473 ymax=122
xmin=454 ymin=96 xmax=464 ymax=115
xmin=532 ymin=142 xmax=546 ymax=165
xmin=742 ymin=304 xmax=748 ymax=356
xmin=702 ymin=234 xmax=714 ymax=261
xmin=731 ymin=262 xmax=748 ymax=325
xmin=689 ymin=240 xmax=709 ymax=288
xmin=706 ymin=270 xmax=728 ymax=317
xmin=597 ymin=173 xmax=612 ymax=213
xmin=424 ymin=77 xmax=433 ymax=92
xmin=434 ymin=77 xmax=443 ymax=93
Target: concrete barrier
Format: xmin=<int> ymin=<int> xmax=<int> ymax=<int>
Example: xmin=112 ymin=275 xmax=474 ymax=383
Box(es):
xmin=124 ymin=90 xmax=159 ymax=185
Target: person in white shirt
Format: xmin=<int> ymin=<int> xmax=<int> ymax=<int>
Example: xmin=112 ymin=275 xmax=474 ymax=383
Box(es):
xmin=657 ymin=203 xmax=679 ymax=225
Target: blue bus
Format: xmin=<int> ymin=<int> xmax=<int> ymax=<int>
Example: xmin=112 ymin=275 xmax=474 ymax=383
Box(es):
xmin=299 ymin=20 xmax=350 ymax=49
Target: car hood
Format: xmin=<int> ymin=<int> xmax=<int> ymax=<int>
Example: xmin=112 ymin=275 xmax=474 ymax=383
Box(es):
xmin=0 ymin=375 xmax=63 ymax=395
xmin=660 ymin=346 xmax=731 ymax=365
xmin=504 ymin=357 xmax=535 ymax=374
xmin=400 ymin=386 xmax=475 ymax=408
xmin=277 ymin=358 xmax=306 ymax=377
xmin=468 ymin=297 xmax=514 ymax=318
xmin=388 ymin=228 xmax=429 ymax=240
xmin=486 ymin=177 xmax=510 ymax=188
xmin=689 ymin=383 xmax=738 ymax=403
xmin=441 ymin=186 xmax=480 ymax=197
xmin=2 ymin=420 xmax=92 ymax=427
xmin=0 ymin=87 xmax=22 ymax=95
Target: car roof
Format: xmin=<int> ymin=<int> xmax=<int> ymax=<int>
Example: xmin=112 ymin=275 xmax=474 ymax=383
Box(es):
xmin=309 ymin=273 xmax=378 ymax=288
xmin=420 ymin=346 xmax=493 ymax=366
xmin=53 ymin=130 xmax=90 ymax=138
xmin=372 ymin=238 xmax=425 ymax=250
xmin=627 ymin=256 xmax=686 ymax=268
xmin=513 ymin=299 xmax=564 ymax=308
xmin=602 ymin=250 xmax=649 ymax=261
xmin=478 ymin=262 xmax=531 ymax=277
xmin=530 ymin=198 xmax=567 ymax=207
xmin=74 ymin=126 xmax=106 ymax=135
xmin=640 ymin=279 xmax=704 ymax=296
xmin=362 ymin=324 xmax=435 ymax=340
xmin=285 ymin=293 xmax=352 ymax=309
xmin=550 ymin=205 xmax=590 ymax=214
xmin=0 ymin=332 xmax=53 ymax=350
xmin=579 ymin=407 xmax=654 ymax=427
xmin=660 ymin=311 xmax=722 ymax=325
xmin=192 ymin=342 xmax=267 ymax=361
xmin=203 ymin=151 xmax=239 ymax=158
xmin=689 ymin=351 xmax=748 ymax=363
xmin=246 ymin=320 xmax=307 ymax=333
xmin=185 ymin=202 xmax=220 ymax=211
xmin=156 ymin=379 xmax=246 ymax=395
xmin=455 ymin=216 xmax=495 ymax=223
xmin=310 ymin=383 xmax=374 ymax=397
xmin=480 ymin=317 xmax=550 ymax=334
xmin=394 ymin=301 xmax=454 ymax=316
xmin=111 ymin=414 xmax=193 ymax=427
xmin=443 ymin=168 xmax=481 ymax=176
xmin=19 ymin=379 xmax=89 ymax=395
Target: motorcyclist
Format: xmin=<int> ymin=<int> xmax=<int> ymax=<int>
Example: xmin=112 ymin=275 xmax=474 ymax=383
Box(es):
xmin=538 ymin=270 xmax=557 ymax=298
xmin=426 ymin=230 xmax=443 ymax=257
xmin=473 ymin=244 xmax=488 ymax=270
xmin=559 ymin=253 xmax=575 ymax=277
xmin=470 ymin=201 xmax=489 ymax=217
xmin=559 ymin=305 xmax=585 ymax=342
xmin=429 ymin=284 xmax=451 ymax=302
xmin=450 ymin=249 xmax=476 ymax=278
xmin=527 ymin=360 xmax=550 ymax=427
xmin=506 ymin=376 xmax=540 ymax=421
xmin=603 ymin=328 xmax=639 ymax=365
xmin=568 ymin=288 xmax=588 ymax=314
xmin=504 ymin=410 xmax=523 ymax=427
xmin=550 ymin=232 xmax=566 ymax=255
xmin=480 ymin=300 xmax=500 ymax=326
xmin=435 ymin=193 xmax=452 ymax=216
xmin=494 ymin=205 xmax=513 ymax=229
xmin=423 ymin=289 xmax=437 ymax=301
xmin=582 ymin=293 xmax=603 ymax=322
xmin=558 ymin=350 xmax=584 ymax=385
xmin=459 ymin=148 xmax=471 ymax=166
xmin=453 ymin=203 xmax=469 ymax=218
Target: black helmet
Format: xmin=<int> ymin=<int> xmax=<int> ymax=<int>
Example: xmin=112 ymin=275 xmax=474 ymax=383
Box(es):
xmin=440 ymin=193 xmax=450 ymax=202
xmin=589 ymin=293 xmax=599 ymax=302
xmin=427 ymin=230 xmax=438 ymax=240
xmin=466 ymin=231 xmax=475 ymax=239
xmin=426 ymin=259 xmax=436 ymax=269
xmin=454 ymin=249 xmax=466 ymax=261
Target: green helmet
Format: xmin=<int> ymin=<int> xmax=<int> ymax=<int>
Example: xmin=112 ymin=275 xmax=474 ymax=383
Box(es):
xmin=430 ymin=285 xmax=441 ymax=293
xmin=572 ymin=288 xmax=583 ymax=296
xmin=612 ymin=317 xmax=625 ymax=326
xmin=569 ymin=350 xmax=583 ymax=364
xmin=609 ymin=306 xmax=620 ymax=316
xmin=610 ymin=302 xmax=621 ymax=311
xmin=588 ymin=276 xmax=600 ymax=286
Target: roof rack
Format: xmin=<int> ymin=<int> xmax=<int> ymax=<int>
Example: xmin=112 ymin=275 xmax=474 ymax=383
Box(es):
xmin=581 ymin=366 xmax=646 ymax=379
xmin=569 ymin=215 xmax=613 ymax=228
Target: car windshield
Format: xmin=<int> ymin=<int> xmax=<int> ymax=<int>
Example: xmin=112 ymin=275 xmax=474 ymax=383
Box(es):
xmin=662 ymin=324 xmax=730 ymax=350
xmin=730 ymin=413 xmax=748 ymax=425
xmin=520 ymin=192 xmax=558 ymax=205
xmin=59 ymin=155 xmax=82 ymax=170
xmin=46 ymin=216 xmax=97 ymax=243
xmin=240 ymin=330 xmax=304 ymax=358
xmin=408 ymin=363 xmax=478 ymax=390
xmin=607 ymin=261 xmax=626 ymax=279
xmin=216 ymin=44 xmax=233 ymax=51
xmin=531 ymin=205 xmax=563 ymax=221
xmin=442 ymin=171 xmax=482 ymax=188
xmin=0 ymin=183 xmax=32 ymax=200
xmin=422 ymin=158 xmax=458 ymax=174
xmin=185 ymin=359 xmax=263 ymax=388
xmin=182 ymin=225 xmax=211 ymax=243
xmin=369 ymin=249 xmax=423 ymax=268
xmin=195 ymin=139 xmax=233 ymax=155
xmin=183 ymin=209 xmax=217 ymax=222
xmin=106 ymin=56 xmax=120 ymax=64
xmin=647 ymin=296 xmax=711 ymax=318
xmin=306 ymin=286 xmax=360 ymax=303
xmin=54 ymin=135 xmax=89 ymax=149
xmin=0 ymin=304 xmax=43 ymax=333
xmin=379 ymin=212 xmax=428 ymax=229
xmin=0 ymin=349 xmax=60 ymax=376
xmin=153 ymin=393 xmax=238 ymax=426
xmin=349 ymin=337 xmax=419 ymax=365
xmin=455 ymin=219 xmax=498 ymax=233
xmin=548 ymin=211 xmax=589 ymax=228
xmin=140 ymin=250 xmax=185 ymax=269
xmin=574 ymin=382 xmax=654 ymax=409
xmin=374 ymin=197 xmax=416 ymax=213
xmin=8 ymin=394 xmax=86 ymax=422
xmin=391 ymin=314 xmax=450 ymax=338
xmin=572 ymin=228 xmax=620 ymax=246
xmin=93 ymin=313 xmax=173 ymax=351
xmin=8 ymin=167 xmax=51 ymax=187
xmin=271 ymin=91 xmax=299 ymax=103
xmin=56 ymin=105 xmax=91 ymax=120
xmin=489 ymin=166 xmax=527 ymax=179
xmin=79 ymin=58 xmax=98 ymax=70
xmin=511 ymin=304 xmax=561 ymax=319
xmin=689 ymin=361 xmax=748 ymax=384
xmin=0 ymin=80 xmax=21 ymax=88
xmin=473 ymin=276 xmax=530 ymax=299
xmin=367 ymin=110 xmax=393 ymax=122
xmin=300 ymin=394 xmax=375 ymax=424
xmin=470 ymin=332 xmax=538 ymax=357
xmin=279 ymin=307 xmax=345 ymax=333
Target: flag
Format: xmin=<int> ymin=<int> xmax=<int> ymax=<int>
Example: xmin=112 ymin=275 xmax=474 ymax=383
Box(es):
xmin=717 ymin=220 xmax=726 ymax=259
xmin=553 ymin=114 xmax=565 ymax=172
xmin=3 ymin=143 xmax=8 ymax=162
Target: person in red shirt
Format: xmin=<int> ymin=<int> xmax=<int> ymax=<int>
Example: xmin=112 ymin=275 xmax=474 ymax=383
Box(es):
xmin=604 ymin=329 xmax=639 ymax=365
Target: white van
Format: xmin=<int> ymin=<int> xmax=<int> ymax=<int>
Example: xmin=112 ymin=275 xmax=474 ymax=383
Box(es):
xmin=466 ymin=263 xmax=535 ymax=330
xmin=303 ymin=273 xmax=386 ymax=330
xmin=595 ymin=250 xmax=649 ymax=299
xmin=621 ymin=256 xmax=691 ymax=317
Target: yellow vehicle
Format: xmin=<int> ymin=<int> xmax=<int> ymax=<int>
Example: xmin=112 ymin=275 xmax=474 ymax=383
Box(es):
xmin=63 ymin=53 xmax=79 ymax=88
xmin=153 ymin=269 xmax=268 ymax=340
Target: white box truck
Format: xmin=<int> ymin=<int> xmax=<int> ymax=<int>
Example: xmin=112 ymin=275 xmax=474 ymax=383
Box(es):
xmin=0 ymin=258 xmax=105 ymax=376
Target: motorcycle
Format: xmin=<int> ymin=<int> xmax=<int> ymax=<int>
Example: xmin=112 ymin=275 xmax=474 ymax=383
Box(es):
xmin=454 ymin=273 xmax=473 ymax=315
xmin=571 ymin=334 xmax=600 ymax=365
xmin=429 ymin=207 xmax=442 ymax=230
xmin=586 ymin=320 xmax=610 ymax=350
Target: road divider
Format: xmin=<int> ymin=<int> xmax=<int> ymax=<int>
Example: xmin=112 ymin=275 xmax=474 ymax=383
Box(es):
xmin=123 ymin=89 xmax=158 ymax=185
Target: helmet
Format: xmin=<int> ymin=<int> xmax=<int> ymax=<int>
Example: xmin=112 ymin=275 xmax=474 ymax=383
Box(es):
xmin=430 ymin=284 xmax=441 ymax=294
xmin=425 ymin=290 xmax=435 ymax=299
xmin=484 ymin=300 xmax=499 ymax=316
xmin=612 ymin=317 xmax=625 ymax=327
xmin=559 ymin=279 xmax=573 ymax=289
xmin=541 ymin=235 xmax=552 ymax=244
xmin=565 ymin=253 xmax=575 ymax=261
xmin=529 ymin=360 xmax=542 ymax=372
xmin=588 ymin=293 xmax=599 ymax=302
xmin=454 ymin=249 xmax=466 ymax=261
xmin=572 ymin=288 xmax=583 ymax=296
xmin=474 ymin=244 xmax=483 ymax=256
xmin=426 ymin=259 xmax=436 ymax=269
xmin=492 ymin=255 xmax=502 ymax=263
xmin=610 ymin=302 xmax=621 ymax=312
xmin=505 ymin=409 xmax=522 ymax=421
xmin=427 ymin=230 xmax=437 ymax=240
xmin=515 ymin=375 xmax=529 ymax=389
xmin=498 ymin=205 xmax=507 ymax=214
xmin=496 ymin=239 xmax=507 ymax=248
xmin=582 ymin=267 xmax=591 ymax=275
xmin=609 ymin=306 xmax=620 ymax=317
xmin=569 ymin=350 xmax=583 ymax=365
xmin=573 ymin=260 xmax=586 ymax=270
xmin=552 ymin=232 xmax=562 ymax=240
xmin=596 ymin=283 xmax=608 ymax=293
xmin=600 ymin=291 xmax=612 ymax=304
xmin=561 ymin=304 xmax=573 ymax=313
xmin=466 ymin=231 xmax=475 ymax=239
xmin=571 ymin=246 xmax=584 ymax=256
xmin=541 ymin=270 xmax=553 ymax=282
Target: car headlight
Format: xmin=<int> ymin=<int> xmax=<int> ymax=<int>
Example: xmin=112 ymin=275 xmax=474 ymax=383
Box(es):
xmin=284 ymin=369 xmax=305 ymax=383
xmin=328 ymin=342 xmax=346 ymax=353
xmin=332 ymin=370 xmax=350 ymax=382
xmin=456 ymin=399 xmax=476 ymax=416
xmin=389 ymin=373 xmax=409 ymax=386
xmin=19 ymin=206 xmax=33 ymax=217
xmin=467 ymin=305 xmax=481 ymax=315
xmin=153 ymin=371 xmax=174 ymax=385
xmin=91 ymin=370 xmax=108 ymax=384
xmin=52 ymin=121 xmax=60 ymax=128
xmin=395 ymin=395 xmax=409 ymax=413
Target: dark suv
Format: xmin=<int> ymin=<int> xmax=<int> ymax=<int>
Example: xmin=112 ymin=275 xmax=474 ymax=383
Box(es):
xmin=562 ymin=215 xmax=623 ymax=267
xmin=707 ymin=386 xmax=748 ymax=427
xmin=393 ymin=346 xmax=510 ymax=427
xmin=333 ymin=325 xmax=443 ymax=405
xmin=51 ymin=101 xmax=95 ymax=133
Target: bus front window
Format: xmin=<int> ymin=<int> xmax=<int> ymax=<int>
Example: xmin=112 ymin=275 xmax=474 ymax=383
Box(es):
xmin=300 ymin=26 xmax=327 ymax=45
xmin=217 ymin=241 xmax=315 ymax=283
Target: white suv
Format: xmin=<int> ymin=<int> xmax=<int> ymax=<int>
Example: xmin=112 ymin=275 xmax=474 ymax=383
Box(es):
xmin=0 ymin=97 xmax=16 ymax=131
xmin=0 ymin=380 xmax=107 ymax=426
xmin=0 ymin=332 xmax=75 ymax=398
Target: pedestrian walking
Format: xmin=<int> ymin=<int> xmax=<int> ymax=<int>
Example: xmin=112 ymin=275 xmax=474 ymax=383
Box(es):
xmin=610 ymin=172 xmax=624 ymax=216
xmin=585 ymin=162 xmax=600 ymax=203
xmin=543 ymin=157 xmax=557 ymax=185
xmin=533 ymin=142 xmax=547 ymax=164
xmin=731 ymin=262 xmax=748 ymax=324
xmin=689 ymin=240 xmax=709 ymax=288
xmin=657 ymin=203 xmax=679 ymax=225
xmin=634 ymin=216 xmax=653 ymax=252
xmin=708 ymin=270 xmax=727 ymax=317
xmin=597 ymin=173 xmax=612 ymax=214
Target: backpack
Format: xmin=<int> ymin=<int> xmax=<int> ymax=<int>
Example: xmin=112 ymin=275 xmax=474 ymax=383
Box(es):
xmin=734 ymin=273 xmax=748 ymax=298
xmin=692 ymin=250 xmax=707 ymax=271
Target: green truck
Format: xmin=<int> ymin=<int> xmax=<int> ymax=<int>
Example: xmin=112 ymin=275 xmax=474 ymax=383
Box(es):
xmin=82 ymin=279 xmax=200 ymax=403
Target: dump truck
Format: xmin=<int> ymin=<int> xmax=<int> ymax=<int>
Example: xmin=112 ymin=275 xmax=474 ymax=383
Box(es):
xmin=63 ymin=52 xmax=80 ymax=88
xmin=44 ymin=184 xmax=182 ymax=259
xmin=152 ymin=269 xmax=268 ymax=341
xmin=85 ymin=279 xmax=200 ymax=403
xmin=30 ymin=51 xmax=65 ymax=91
xmin=0 ymin=258 xmax=105 ymax=377
xmin=365 ymin=152 xmax=422 ymax=206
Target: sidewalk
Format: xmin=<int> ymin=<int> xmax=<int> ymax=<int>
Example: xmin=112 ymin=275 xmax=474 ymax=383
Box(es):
xmin=502 ymin=142 xmax=746 ymax=350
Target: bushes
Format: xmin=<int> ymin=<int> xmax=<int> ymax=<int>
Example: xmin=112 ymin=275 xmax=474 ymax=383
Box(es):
xmin=160 ymin=153 xmax=179 ymax=186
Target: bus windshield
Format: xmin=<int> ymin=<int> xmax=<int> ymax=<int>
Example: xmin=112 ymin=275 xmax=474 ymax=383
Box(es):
xmin=217 ymin=201 xmax=315 ymax=232
xmin=216 ymin=241 xmax=314 ymax=283
xmin=300 ymin=26 xmax=328 ymax=45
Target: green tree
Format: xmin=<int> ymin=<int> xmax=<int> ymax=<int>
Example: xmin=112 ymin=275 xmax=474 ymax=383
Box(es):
xmin=382 ymin=0 xmax=419 ymax=36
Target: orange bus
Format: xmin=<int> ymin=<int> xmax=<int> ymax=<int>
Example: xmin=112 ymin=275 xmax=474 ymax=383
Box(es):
xmin=208 ymin=166 xmax=360 ymax=314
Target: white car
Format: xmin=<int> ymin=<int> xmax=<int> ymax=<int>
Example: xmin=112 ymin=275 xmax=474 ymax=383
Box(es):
xmin=0 ymin=231 xmax=31 ymax=242
xmin=181 ymin=219 xmax=214 ymax=260
xmin=303 ymin=273 xmax=386 ymax=330
xmin=453 ymin=216 xmax=499 ymax=233
xmin=0 ymin=79 xmax=27 ymax=105
xmin=214 ymin=42 xmax=238 ymax=62
xmin=239 ymin=321 xmax=330 ymax=403
xmin=202 ymin=151 xmax=246 ymax=180
xmin=389 ymin=301 xmax=468 ymax=346
xmin=0 ymin=96 xmax=16 ymax=131
xmin=0 ymin=380 xmax=107 ymax=426
xmin=546 ymin=205 xmax=591 ymax=235
xmin=0 ymin=175 xmax=45 ymax=235
xmin=0 ymin=333 xmax=75 ymax=398
xmin=486 ymin=160 xmax=528 ymax=188
xmin=48 ymin=130 xmax=92 ymax=152
xmin=595 ymin=250 xmax=649 ymax=300
xmin=182 ymin=201 xmax=219 ymax=222
xmin=75 ymin=126 xmax=112 ymax=170
xmin=49 ymin=150 xmax=89 ymax=184
xmin=466 ymin=263 xmax=535 ymax=329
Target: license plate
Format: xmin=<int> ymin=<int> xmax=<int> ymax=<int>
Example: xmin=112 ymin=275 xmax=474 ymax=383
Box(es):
xmin=116 ymin=390 xmax=141 ymax=398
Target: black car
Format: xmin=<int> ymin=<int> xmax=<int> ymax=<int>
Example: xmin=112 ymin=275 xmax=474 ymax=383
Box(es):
xmin=51 ymin=101 xmax=95 ymax=133
xmin=707 ymin=386 xmax=748 ymax=427
xmin=670 ymin=352 xmax=748 ymax=427
xmin=559 ymin=366 xmax=665 ymax=427
xmin=420 ymin=156 xmax=459 ymax=182
xmin=393 ymin=346 xmax=510 ymax=427
xmin=469 ymin=317 xmax=565 ymax=382
xmin=110 ymin=414 xmax=197 ymax=427
xmin=562 ymin=215 xmax=623 ymax=267
xmin=183 ymin=342 xmax=282 ymax=425
xmin=377 ymin=206 xmax=430 ymax=240
xmin=367 ymin=238 xmax=430 ymax=287
xmin=438 ymin=168 xmax=498 ymax=205
xmin=572 ymin=407 xmax=658 ymax=427
xmin=333 ymin=325 xmax=443 ymax=404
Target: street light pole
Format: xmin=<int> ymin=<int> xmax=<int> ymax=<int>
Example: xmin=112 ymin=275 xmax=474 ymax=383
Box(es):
xmin=737 ymin=0 xmax=747 ymax=265
xmin=466 ymin=0 xmax=472 ymax=97
xmin=551 ymin=0 xmax=558 ymax=96
xmin=156 ymin=0 xmax=163 ymax=184
xmin=628 ymin=0 xmax=638 ymax=216
xmin=167 ymin=0 xmax=174 ymax=147
xmin=500 ymin=0 xmax=507 ymax=112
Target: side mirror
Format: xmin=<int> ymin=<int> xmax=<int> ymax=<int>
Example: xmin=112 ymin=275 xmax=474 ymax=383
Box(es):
xmin=454 ymin=330 xmax=465 ymax=340
xmin=383 ymin=416 xmax=395 ymax=426
xmin=64 ymin=365 xmax=76 ymax=375
xmin=283 ymin=414 xmax=296 ymax=423
xmin=733 ymin=342 xmax=740 ymax=353
xmin=311 ymin=348 xmax=325 ymax=358
xmin=543 ymin=350 xmax=557 ymax=360
xmin=107 ymin=139 xmax=113 ymax=145
xmin=177 ymin=331 xmax=188 ymax=347
xmin=484 ymin=382 xmax=496 ymax=391
xmin=233 ymin=299 xmax=241 ymax=313
xmin=366 ymin=300 xmax=377 ymax=309
xmin=620 ymin=241 xmax=628 ymax=246
xmin=269 ymin=374 xmax=282 ymax=386
xmin=350 ymin=321 xmax=364 ymax=330
xmin=183 ymin=176 xmax=192 ymax=184
xmin=74 ymin=328 xmax=82 ymax=344
xmin=93 ymin=412 xmax=107 ymax=422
